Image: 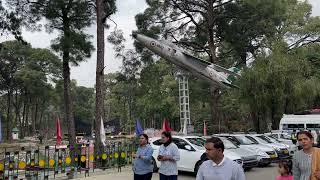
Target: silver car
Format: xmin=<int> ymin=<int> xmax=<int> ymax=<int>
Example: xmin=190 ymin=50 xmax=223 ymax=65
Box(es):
xmin=266 ymin=135 xmax=297 ymax=155
xmin=219 ymin=134 xmax=277 ymax=166
xmin=218 ymin=137 xmax=258 ymax=171
xmin=246 ymin=134 xmax=290 ymax=160
xmin=265 ymin=133 xmax=298 ymax=155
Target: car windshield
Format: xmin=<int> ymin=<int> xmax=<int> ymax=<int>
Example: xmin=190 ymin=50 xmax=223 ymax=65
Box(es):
xmin=268 ymin=136 xmax=281 ymax=143
xmin=186 ymin=138 xmax=206 ymax=150
xmin=235 ymin=136 xmax=257 ymax=145
xmin=256 ymin=136 xmax=273 ymax=143
xmin=281 ymin=134 xmax=291 ymax=140
xmin=222 ymin=139 xmax=238 ymax=149
xmin=243 ymin=136 xmax=260 ymax=144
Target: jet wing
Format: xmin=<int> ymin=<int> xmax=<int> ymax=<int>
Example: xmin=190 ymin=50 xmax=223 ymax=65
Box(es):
xmin=221 ymin=81 xmax=240 ymax=89
xmin=183 ymin=52 xmax=241 ymax=78
xmin=211 ymin=64 xmax=241 ymax=78
xmin=182 ymin=52 xmax=212 ymax=66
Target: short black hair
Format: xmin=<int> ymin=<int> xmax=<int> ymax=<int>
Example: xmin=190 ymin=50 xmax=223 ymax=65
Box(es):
xmin=161 ymin=131 xmax=172 ymax=144
xmin=206 ymin=137 xmax=224 ymax=152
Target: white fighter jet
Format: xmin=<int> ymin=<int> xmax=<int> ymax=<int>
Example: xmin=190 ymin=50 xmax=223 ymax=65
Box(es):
xmin=133 ymin=33 xmax=240 ymax=88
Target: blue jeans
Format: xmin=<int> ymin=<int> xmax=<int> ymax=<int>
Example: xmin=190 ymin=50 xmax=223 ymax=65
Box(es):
xmin=134 ymin=172 xmax=153 ymax=180
xmin=159 ymin=174 xmax=178 ymax=180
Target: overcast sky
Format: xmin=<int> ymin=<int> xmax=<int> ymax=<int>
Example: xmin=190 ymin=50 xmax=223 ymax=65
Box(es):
xmin=1 ymin=0 xmax=319 ymax=88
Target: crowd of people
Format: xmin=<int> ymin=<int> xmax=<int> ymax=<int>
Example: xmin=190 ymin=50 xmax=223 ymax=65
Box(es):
xmin=131 ymin=130 xmax=320 ymax=180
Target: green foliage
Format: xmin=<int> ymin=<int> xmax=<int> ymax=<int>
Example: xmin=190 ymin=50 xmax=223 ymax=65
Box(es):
xmin=73 ymin=86 xmax=94 ymax=124
xmin=223 ymin=43 xmax=320 ymax=132
xmin=131 ymin=0 xmax=320 ymax=133
xmin=0 ymin=40 xmax=62 ymax=138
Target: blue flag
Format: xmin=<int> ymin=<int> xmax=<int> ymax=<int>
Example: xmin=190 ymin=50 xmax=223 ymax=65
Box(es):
xmin=135 ymin=120 xmax=144 ymax=136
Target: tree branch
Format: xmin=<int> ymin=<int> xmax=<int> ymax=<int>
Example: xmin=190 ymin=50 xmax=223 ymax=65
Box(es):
xmin=165 ymin=20 xmax=192 ymax=34
xmin=288 ymin=34 xmax=311 ymax=49
xmin=107 ymin=18 xmax=118 ymax=29
xmin=288 ymin=36 xmax=320 ymax=51
xmin=170 ymin=0 xmax=203 ymax=30
xmin=213 ymin=0 xmax=233 ymax=9
xmin=154 ymin=15 xmax=189 ymax=24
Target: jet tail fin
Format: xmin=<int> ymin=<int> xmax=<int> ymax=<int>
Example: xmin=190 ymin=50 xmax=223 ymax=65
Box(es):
xmin=211 ymin=65 xmax=241 ymax=78
xmin=227 ymin=67 xmax=241 ymax=75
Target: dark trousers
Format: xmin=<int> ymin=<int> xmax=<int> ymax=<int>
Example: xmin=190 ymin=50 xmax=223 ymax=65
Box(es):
xmin=134 ymin=172 xmax=153 ymax=180
xmin=159 ymin=174 xmax=178 ymax=180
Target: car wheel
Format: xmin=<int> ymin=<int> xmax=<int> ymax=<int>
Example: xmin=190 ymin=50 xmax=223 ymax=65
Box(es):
xmin=152 ymin=157 xmax=158 ymax=172
xmin=194 ymin=161 xmax=203 ymax=176
xmin=244 ymin=167 xmax=252 ymax=171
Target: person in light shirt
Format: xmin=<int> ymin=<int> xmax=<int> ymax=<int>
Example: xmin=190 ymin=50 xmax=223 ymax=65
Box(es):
xmin=196 ymin=137 xmax=246 ymax=180
xmin=158 ymin=131 xmax=180 ymax=180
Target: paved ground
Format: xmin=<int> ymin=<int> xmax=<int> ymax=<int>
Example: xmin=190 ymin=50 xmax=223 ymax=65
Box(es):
xmin=78 ymin=164 xmax=278 ymax=180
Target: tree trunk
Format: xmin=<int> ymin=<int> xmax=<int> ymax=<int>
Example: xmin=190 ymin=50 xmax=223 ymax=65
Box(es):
xmin=6 ymin=90 xmax=12 ymax=141
xmin=206 ymin=0 xmax=218 ymax=64
xmin=95 ymin=0 xmax=105 ymax=156
xmin=63 ymin=56 xmax=76 ymax=146
xmin=209 ymin=86 xmax=221 ymax=133
xmin=14 ymin=89 xmax=21 ymax=128
xmin=206 ymin=1 xmax=221 ymax=133
xmin=21 ymin=97 xmax=26 ymax=138
xmin=25 ymin=99 xmax=30 ymax=136
xmin=251 ymin=111 xmax=260 ymax=133
xmin=33 ymin=101 xmax=38 ymax=135
xmin=39 ymin=107 xmax=44 ymax=131
xmin=271 ymin=99 xmax=279 ymax=130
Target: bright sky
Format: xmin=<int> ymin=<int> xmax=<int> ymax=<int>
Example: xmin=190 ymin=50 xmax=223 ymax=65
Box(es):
xmin=1 ymin=0 xmax=319 ymax=88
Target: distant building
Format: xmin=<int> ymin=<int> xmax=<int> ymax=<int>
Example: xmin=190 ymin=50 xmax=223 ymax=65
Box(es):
xmin=75 ymin=119 xmax=92 ymax=135
xmin=104 ymin=119 xmax=120 ymax=135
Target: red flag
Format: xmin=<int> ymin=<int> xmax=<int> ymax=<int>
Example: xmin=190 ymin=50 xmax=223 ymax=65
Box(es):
xmin=56 ymin=117 xmax=62 ymax=145
xmin=162 ymin=119 xmax=172 ymax=132
xmin=203 ymin=121 xmax=208 ymax=136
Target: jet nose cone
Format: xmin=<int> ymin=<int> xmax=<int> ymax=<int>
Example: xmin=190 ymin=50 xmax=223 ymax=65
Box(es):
xmin=132 ymin=32 xmax=137 ymax=39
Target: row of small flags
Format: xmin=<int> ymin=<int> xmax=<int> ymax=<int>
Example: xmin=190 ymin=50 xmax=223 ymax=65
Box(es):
xmin=135 ymin=119 xmax=172 ymax=136
xmin=0 ymin=115 xmax=208 ymax=145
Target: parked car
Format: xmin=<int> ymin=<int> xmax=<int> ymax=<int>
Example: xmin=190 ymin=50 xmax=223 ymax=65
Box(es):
xmin=266 ymin=135 xmax=297 ymax=155
xmin=214 ymin=136 xmax=259 ymax=171
xmin=245 ymin=134 xmax=290 ymax=160
xmin=219 ymin=134 xmax=277 ymax=166
xmin=265 ymin=132 xmax=294 ymax=144
xmin=150 ymin=136 xmax=242 ymax=175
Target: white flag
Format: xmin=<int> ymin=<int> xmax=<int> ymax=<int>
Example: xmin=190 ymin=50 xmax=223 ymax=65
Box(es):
xmin=100 ymin=117 xmax=106 ymax=146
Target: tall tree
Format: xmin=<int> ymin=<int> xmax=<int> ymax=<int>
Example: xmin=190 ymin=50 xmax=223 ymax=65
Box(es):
xmin=95 ymin=0 xmax=116 ymax=154
xmin=9 ymin=0 xmax=96 ymax=144
xmin=0 ymin=41 xmax=61 ymax=139
xmin=0 ymin=41 xmax=29 ymax=139
xmin=134 ymin=0 xmax=288 ymax=131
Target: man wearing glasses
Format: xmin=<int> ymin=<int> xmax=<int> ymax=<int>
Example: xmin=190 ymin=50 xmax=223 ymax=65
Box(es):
xmin=196 ymin=137 xmax=246 ymax=180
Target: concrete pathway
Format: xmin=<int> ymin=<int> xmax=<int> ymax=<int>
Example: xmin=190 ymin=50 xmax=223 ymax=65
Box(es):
xmin=76 ymin=164 xmax=278 ymax=180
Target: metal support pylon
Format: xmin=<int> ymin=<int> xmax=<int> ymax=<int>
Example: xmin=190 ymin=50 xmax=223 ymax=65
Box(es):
xmin=176 ymin=71 xmax=191 ymax=134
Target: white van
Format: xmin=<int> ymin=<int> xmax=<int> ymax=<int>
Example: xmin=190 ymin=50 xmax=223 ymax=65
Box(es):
xmin=279 ymin=114 xmax=320 ymax=144
xmin=279 ymin=114 xmax=320 ymax=131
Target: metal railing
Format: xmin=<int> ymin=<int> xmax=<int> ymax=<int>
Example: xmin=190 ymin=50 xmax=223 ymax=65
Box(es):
xmin=0 ymin=140 xmax=138 ymax=180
